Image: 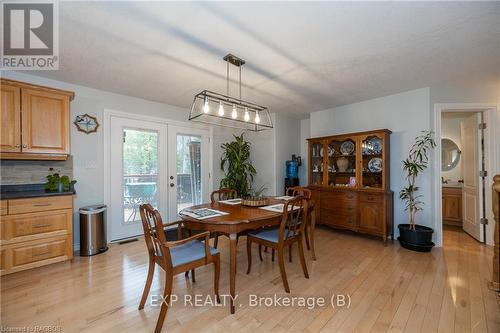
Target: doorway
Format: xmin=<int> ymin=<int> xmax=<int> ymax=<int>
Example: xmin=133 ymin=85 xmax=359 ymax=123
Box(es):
xmin=434 ymin=104 xmax=498 ymax=247
xmin=106 ymin=114 xmax=211 ymax=242
xmin=441 ymin=111 xmax=484 ymax=242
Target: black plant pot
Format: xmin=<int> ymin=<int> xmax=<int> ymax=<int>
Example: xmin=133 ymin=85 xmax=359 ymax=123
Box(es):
xmin=398 ymin=224 xmax=434 ymax=252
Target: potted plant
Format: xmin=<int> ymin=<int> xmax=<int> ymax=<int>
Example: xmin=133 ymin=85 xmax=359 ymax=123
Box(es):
xmin=220 ymin=133 xmax=256 ymax=197
xmin=45 ymin=168 xmax=76 ymax=192
xmin=398 ymin=131 xmax=436 ymax=252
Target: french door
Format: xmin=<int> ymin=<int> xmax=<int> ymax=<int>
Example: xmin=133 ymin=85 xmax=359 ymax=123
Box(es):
xmin=108 ymin=116 xmax=210 ymax=241
xmin=167 ymin=126 xmax=210 ymax=222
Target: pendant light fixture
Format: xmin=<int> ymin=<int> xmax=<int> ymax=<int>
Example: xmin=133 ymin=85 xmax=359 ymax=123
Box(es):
xmin=189 ymin=54 xmax=273 ymax=131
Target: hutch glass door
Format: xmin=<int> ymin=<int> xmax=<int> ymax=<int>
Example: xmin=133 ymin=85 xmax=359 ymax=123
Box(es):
xmin=328 ymin=136 xmax=357 ymax=188
xmin=309 ymin=140 xmax=325 ymax=185
xmin=360 ymin=134 xmax=384 ymax=189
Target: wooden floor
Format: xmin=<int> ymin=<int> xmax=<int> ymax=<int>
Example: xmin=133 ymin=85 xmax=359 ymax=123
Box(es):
xmin=1 ymin=226 xmax=499 ymax=332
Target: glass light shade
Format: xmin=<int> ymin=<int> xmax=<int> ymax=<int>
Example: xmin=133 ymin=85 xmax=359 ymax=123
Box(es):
xmin=189 ymin=90 xmax=273 ymax=131
xmin=231 ymin=104 xmax=237 ymax=119
xmin=218 ymin=102 xmax=224 ymax=116
xmin=203 ymin=98 xmax=210 ymax=113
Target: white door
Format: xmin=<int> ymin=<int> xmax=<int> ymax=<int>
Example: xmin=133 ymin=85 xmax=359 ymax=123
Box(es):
xmin=167 ymin=126 xmax=210 ymax=222
xmin=460 ymin=113 xmax=483 ymax=242
xmin=109 ymin=116 xmax=167 ymax=241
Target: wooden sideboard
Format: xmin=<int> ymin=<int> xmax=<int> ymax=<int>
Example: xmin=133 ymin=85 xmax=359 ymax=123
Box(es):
xmin=0 ymin=196 xmax=73 ymax=275
xmin=1 ymin=78 xmax=74 ymax=160
xmin=307 ymin=129 xmax=393 ymax=243
xmin=442 ymin=187 xmax=462 ymax=226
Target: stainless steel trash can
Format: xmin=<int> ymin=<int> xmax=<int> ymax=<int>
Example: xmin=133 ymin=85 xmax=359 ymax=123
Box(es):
xmin=80 ymin=204 xmax=108 ymax=256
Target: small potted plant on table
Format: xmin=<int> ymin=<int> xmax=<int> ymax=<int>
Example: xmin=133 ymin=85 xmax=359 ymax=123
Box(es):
xmin=398 ymin=131 xmax=436 ymax=252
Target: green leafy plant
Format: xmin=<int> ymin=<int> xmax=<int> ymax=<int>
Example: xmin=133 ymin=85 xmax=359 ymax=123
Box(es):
xmin=399 ymin=131 xmax=436 ymax=230
xmin=250 ymin=185 xmax=268 ymax=198
xmin=45 ymin=169 xmax=76 ymax=192
xmin=220 ymin=133 xmax=256 ymax=197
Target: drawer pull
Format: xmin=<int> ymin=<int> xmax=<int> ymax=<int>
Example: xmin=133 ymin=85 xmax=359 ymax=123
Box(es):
xmin=33 ymin=203 xmax=51 ymax=207
xmin=33 ymin=251 xmax=49 ymax=256
xmin=33 ymin=224 xmax=51 ymax=228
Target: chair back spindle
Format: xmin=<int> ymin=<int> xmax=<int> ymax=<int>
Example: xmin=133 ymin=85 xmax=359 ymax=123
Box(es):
xmin=281 ymin=196 xmax=307 ymax=241
xmin=139 ymin=204 xmax=171 ymax=267
xmin=211 ymin=188 xmax=237 ymax=203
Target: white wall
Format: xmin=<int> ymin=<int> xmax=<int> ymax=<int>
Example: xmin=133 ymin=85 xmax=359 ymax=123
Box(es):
xmin=299 ymin=118 xmax=310 ymax=186
xmin=310 ymin=88 xmax=433 ymax=238
xmin=274 ymin=113 xmax=301 ymax=195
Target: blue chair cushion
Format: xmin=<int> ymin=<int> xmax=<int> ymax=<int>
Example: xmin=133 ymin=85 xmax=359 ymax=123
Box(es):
xmin=248 ymin=228 xmax=297 ymax=243
xmin=170 ymin=240 xmax=219 ymax=267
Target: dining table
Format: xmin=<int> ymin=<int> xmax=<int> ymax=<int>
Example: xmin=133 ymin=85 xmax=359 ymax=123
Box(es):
xmin=179 ymin=198 xmax=285 ymax=314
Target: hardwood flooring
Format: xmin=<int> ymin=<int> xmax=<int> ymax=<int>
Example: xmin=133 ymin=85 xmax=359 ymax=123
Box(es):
xmin=1 ymin=226 xmax=499 ymax=332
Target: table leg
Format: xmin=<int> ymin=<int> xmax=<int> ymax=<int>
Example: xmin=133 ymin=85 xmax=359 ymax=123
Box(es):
xmin=229 ymin=233 xmax=237 ymax=314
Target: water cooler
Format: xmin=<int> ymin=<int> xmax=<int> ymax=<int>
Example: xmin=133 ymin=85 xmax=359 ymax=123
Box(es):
xmin=284 ymin=155 xmax=301 ymax=194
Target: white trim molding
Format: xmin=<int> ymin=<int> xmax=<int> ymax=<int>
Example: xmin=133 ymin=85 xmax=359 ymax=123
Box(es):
xmin=433 ymin=103 xmax=499 ymax=247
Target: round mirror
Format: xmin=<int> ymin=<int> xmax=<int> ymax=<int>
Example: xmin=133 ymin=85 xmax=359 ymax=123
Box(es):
xmin=441 ymin=138 xmax=461 ymax=171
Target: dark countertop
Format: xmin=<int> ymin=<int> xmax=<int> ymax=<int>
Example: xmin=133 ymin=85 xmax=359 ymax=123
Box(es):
xmin=0 ymin=184 xmax=75 ymax=200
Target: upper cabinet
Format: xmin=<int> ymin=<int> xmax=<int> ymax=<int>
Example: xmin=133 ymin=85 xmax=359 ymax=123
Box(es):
xmin=0 ymin=79 xmax=74 ymax=160
xmin=307 ymin=129 xmax=391 ymax=191
xmin=1 ymin=84 xmax=21 ymax=152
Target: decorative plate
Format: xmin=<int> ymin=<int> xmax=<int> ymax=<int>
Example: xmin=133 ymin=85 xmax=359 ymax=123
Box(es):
xmin=363 ymin=137 xmax=382 ymax=155
xmin=328 ymin=146 xmax=335 ymax=157
xmin=319 ymin=147 xmax=324 ymax=157
xmin=340 ymin=141 xmax=355 ymax=155
xmin=368 ymin=157 xmax=383 ymax=172
xmin=74 ymin=114 xmax=99 ymax=134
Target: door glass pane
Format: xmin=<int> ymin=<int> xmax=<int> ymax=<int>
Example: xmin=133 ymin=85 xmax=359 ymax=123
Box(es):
xmin=310 ymin=141 xmax=324 ymax=185
xmin=122 ymin=128 xmax=159 ymax=223
xmin=176 ymin=134 xmax=202 ymax=213
xmin=361 ymin=135 xmax=383 ymax=188
xmin=328 ymin=137 xmax=357 ymax=187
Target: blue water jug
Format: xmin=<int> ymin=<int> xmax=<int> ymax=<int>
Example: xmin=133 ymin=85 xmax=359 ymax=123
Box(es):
xmin=286 ymin=160 xmax=298 ymax=179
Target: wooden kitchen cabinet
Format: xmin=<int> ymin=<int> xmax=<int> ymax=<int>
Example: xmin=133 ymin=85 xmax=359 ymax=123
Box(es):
xmin=0 ymin=196 xmax=73 ymax=276
xmin=442 ymin=187 xmax=462 ymax=226
xmin=1 ymin=84 xmax=21 ymax=152
xmin=0 ymin=78 xmax=74 ymax=160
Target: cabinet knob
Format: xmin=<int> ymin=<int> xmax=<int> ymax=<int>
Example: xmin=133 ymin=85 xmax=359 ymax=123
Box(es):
xmin=22 ymin=144 xmax=27 ymax=148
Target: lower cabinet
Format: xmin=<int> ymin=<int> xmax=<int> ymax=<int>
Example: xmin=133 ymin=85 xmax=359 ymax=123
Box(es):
xmin=0 ymin=196 xmax=73 ymax=275
xmin=442 ymin=187 xmax=462 ymax=226
xmin=313 ymin=188 xmax=393 ymax=242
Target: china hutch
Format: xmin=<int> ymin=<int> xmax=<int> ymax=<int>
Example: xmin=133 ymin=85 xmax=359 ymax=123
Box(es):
xmin=307 ymin=129 xmax=393 ymax=243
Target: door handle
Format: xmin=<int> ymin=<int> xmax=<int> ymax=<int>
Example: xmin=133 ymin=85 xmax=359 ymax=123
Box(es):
xmin=169 ymin=183 xmax=175 ymax=187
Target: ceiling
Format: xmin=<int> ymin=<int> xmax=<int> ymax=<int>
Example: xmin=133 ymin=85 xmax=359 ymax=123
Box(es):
xmin=28 ymin=1 xmax=500 ymax=118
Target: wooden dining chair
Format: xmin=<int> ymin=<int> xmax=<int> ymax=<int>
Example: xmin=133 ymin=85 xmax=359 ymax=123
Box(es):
xmin=210 ymin=188 xmax=237 ymax=248
xmin=246 ymin=196 xmax=309 ymax=293
xmin=261 ymin=186 xmax=317 ymax=262
xmin=287 ymin=186 xmax=316 ymax=261
xmin=138 ymin=204 xmax=220 ymax=333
